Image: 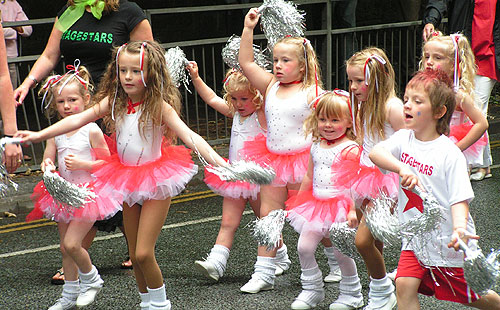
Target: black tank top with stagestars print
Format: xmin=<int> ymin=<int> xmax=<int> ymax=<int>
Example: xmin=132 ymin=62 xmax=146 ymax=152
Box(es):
xmin=58 ymin=0 xmax=146 ymax=83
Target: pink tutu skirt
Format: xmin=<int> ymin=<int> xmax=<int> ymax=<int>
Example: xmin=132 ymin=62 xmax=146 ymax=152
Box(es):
xmin=449 ymin=121 xmax=488 ymax=158
xmin=241 ymin=133 xmax=309 ymax=186
xmin=285 ymin=189 xmax=352 ymax=235
xmin=27 ymin=178 xmax=121 ymax=223
xmin=332 ymin=146 xmax=399 ymax=201
xmin=92 ymin=140 xmax=198 ymax=207
xmin=204 ymin=158 xmax=259 ymax=200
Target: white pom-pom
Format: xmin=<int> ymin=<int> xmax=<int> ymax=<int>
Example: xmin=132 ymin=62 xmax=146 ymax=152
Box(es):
xmin=165 ymin=46 xmax=191 ymax=90
xmin=221 ymin=35 xmax=271 ymax=71
xmin=329 ymin=222 xmax=361 ymax=260
xmin=43 ymin=166 xmax=96 ymax=210
xmin=250 ymin=209 xmax=287 ymax=250
xmin=364 ymin=192 xmax=400 ymax=246
xmin=258 ymin=0 xmax=306 ymax=48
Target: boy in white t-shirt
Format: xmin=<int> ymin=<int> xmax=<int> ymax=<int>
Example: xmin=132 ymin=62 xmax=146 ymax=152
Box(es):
xmin=369 ymin=68 xmax=500 ymax=309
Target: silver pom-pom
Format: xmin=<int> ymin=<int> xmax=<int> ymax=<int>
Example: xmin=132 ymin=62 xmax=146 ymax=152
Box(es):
xmin=221 ymin=35 xmax=271 ymax=71
xmin=401 ymin=186 xmax=446 ymax=242
xmin=329 ymin=222 xmax=361 ymax=260
xmin=43 ymin=165 xmax=96 ymax=209
xmin=364 ymin=192 xmax=401 ymax=246
xmin=458 ymin=239 xmax=500 ymax=295
xmin=0 ymin=137 xmax=22 ymax=197
xmin=165 ymin=46 xmax=191 ymax=91
xmin=249 ymin=209 xmax=287 ymax=250
xmin=258 ymin=0 xmax=306 ymax=48
xmin=206 ymin=160 xmax=275 ymax=185
xmin=189 ymin=135 xmax=275 ymax=185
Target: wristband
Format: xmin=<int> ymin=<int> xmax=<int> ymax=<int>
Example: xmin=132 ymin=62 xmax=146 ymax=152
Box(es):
xmin=27 ymin=75 xmax=39 ymax=88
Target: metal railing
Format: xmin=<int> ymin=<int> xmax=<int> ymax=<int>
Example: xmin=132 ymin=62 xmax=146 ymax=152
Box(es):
xmin=3 ymin=1 xmax=423 ymax=170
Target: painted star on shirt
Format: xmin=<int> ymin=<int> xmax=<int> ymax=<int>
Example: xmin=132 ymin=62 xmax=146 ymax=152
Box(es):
xmin=402 ymin=188 xmax=424 ymax=213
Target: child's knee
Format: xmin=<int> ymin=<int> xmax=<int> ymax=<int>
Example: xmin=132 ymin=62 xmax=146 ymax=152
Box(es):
xmin=62 ymin=239 xmax=80 ymax=255
xmin=219 ymin=219 xmax=238 ymax=233
xmin=395 ymin=278 xmax=417 ymax=301
xmin=354 ymin=232 xmax=373 ymax=252
xmin=134 ymin=249 xmax=154 ymax=266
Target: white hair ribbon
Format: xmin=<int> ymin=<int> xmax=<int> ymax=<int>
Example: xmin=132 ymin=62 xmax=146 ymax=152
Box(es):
xmin=139 ymin=42 xmax=147 ymax=87
xmin=450 ymin=33 xmax=461 ymax=92
xmin=363 ymin=54 xmax=386 ymax=92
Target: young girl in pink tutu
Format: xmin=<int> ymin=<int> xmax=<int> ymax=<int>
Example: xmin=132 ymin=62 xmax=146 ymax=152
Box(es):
xmin=421 ymin=33 xmax=489 ymax=172
xmin=343 ymin=47 xmax=405 ymax=310
xmin=186 ymin=61 xmax=267 ymax=281
xmin=285 ymin=90 xmax=364 ymax=310
xmin=17 ymin=40 xmax=227 ymax=310
xmin=27 ymin=64 xmax=119 ymax=310
xmin=238 ymin=8 xmax=329 ymax=294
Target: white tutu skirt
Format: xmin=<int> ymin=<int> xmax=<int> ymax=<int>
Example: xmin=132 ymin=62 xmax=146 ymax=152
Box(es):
xmin=92 ymin=141 xmax=198 ymax=207
xmin=27 ymin=177 xmax=121 ymax=223
xmin=285 ymin=189 xmax=351 ymax=236
xmin=241 ymin=133 xmax=309 ymax=186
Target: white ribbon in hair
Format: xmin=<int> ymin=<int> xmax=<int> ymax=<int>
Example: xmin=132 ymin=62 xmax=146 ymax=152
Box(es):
xmin=364 ymin=54 xmax=386 ymax=92
xmin=450 ymin=33 xmax=461 ymax=92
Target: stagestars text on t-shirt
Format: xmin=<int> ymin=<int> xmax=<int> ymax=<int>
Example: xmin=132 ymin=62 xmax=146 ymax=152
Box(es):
xmin=59 ymin=0 xmax=146 ymax=82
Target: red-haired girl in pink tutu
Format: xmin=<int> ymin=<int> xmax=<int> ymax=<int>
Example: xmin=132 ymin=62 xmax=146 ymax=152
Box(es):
xmin=18 ymin=41 xmax=227 ymax=310
xmin=27 ymin=64 xmax=119 ymax=310
xmin=186 ymin=61 xmax=267 ymax=282
xmin=285 ymin=90 xmax=364 ymax=310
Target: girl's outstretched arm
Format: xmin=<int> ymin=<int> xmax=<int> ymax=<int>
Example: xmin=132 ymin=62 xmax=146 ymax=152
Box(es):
xmin=455 ymin=92 xmax=488 ymax=151
xmin=239 ymin=8 xmax=274 ymax=96
xmin=16 ymin=98 xmax=110 ymax=143
xmin=163 ymin=102 xmax=227 ymax=167
xmin=186 ymin=61 xmax=232 ymax=117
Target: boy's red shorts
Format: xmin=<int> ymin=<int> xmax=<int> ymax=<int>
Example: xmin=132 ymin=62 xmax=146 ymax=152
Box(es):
xmin=396 ymin=250 xmax=480 ymax=304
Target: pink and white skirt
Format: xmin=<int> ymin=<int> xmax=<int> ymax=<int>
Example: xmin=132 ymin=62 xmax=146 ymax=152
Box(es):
xmin=92 ymin=142 xmax=198 ymax=207
xmin=285 ymin=189 xmax=352 ymax=235
xmin=241 ymin=133 xmax=309 ymax=186
xmin=332 ymin=148 xmax=399 ymax=202
xmin=27 ymin=177 xmax=121 ymax=223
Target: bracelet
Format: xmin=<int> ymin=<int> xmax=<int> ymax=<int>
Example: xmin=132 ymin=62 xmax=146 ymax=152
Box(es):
xmin=27 ymin=75 xmax=39 ymax=88
xmin=3 ymin=134 xmax=14 ymax=138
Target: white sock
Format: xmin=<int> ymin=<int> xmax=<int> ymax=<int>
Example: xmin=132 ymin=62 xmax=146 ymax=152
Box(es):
xmin=254 ymin=256 xmax=276 ymax=285
xmin=148 ymin=284 xmax=171 ymax=310
xmin=296 ymin=266 xmax=324 ymax=306
xmin=78 ymin=265 xmax=103 ymax=288
xmin=61 ymin=280 xmax=80 ymax=302
xmin=334 ymin=274 xmax=363 ymax=307
xmin=368 ymin=276 xmax=395 ymax=307
xmin=139 ymin=291 xmax=150 ymax=310
xmin=207 ymin=244 xmax=230 ymax=276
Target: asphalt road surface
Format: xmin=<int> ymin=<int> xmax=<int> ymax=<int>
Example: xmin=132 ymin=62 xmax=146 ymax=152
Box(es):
xmin=0 ymin=135 xmax=498 ymax=310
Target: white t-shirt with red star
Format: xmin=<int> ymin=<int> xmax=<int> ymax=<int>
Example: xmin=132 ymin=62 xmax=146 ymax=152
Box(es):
xmin=377 ymin=129 xmax=475 ymax=267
